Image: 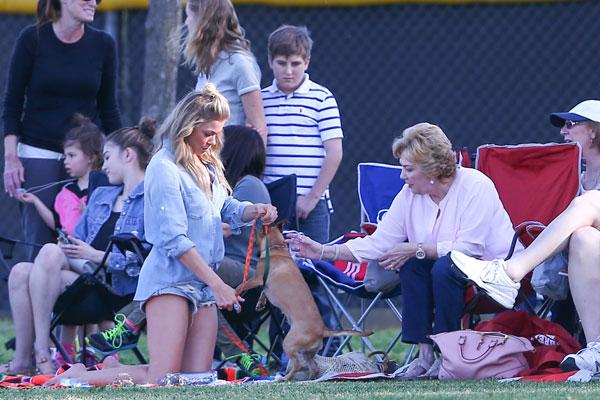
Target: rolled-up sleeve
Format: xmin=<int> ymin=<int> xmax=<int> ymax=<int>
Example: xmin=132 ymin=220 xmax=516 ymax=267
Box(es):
xmin=221 ymin=197 xmax=252 ymax=231
xmin=145 ymin=161 xmax=195 ymax=258
xmin=345 ymin=191 xmax=408 ymax=263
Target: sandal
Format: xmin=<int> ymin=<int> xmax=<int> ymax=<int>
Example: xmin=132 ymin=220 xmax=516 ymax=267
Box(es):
xmin=36 ymin=356 xmax=57 ymax=375
xmin=0 ymin=361 xmax=36 ymax=376
xmin=393 ymin=358 xmax=432 ymax=380
xmin=417 ymin=358 xmax=440 ymax=380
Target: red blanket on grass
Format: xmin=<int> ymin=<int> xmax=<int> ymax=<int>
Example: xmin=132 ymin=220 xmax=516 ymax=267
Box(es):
xmin=475 ymin=310 xmax=582 ymax=376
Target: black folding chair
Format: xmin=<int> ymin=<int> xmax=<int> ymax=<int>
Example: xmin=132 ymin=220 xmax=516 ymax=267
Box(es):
xmin=50 ymin=233 xmax=150 ymax=365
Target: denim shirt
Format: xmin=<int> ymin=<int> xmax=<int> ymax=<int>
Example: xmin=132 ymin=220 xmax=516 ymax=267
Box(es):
xmin=74 ymin=182 xmax=145 ymax=295
xmin=134 ymin=147 xmax=250 ymax=303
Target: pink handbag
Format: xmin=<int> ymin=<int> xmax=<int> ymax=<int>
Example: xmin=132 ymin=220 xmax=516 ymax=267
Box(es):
xmin=430 ymin=330 xmax=534 ymax=380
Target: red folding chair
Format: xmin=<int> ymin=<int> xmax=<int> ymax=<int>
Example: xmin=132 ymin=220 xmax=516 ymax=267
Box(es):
xmin=463 ymin=142 xmax=581 ymax=323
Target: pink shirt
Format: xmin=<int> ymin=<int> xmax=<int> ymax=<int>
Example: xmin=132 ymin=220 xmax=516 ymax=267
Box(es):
xmin=346 ymin=167 xmax=520 ymax=262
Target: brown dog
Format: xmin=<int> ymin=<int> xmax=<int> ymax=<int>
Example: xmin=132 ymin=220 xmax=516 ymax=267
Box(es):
xmin=236 ymin=223 xmax=372 ymax=381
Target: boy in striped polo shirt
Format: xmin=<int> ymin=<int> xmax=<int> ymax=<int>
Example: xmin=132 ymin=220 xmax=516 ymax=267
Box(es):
xmin=261 ymin=25 xmax=343 ymax=244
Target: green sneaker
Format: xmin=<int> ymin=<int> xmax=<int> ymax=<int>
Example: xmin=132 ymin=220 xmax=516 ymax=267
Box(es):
xmin=86 ymin=314 xmax=140 ymax=354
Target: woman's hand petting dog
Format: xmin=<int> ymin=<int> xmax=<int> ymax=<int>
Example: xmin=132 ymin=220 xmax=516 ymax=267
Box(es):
xmin=212 ymin=281 xmax=245 ymax=313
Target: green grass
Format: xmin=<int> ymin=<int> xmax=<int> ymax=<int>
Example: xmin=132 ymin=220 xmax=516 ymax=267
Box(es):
xmin=1 ymin=318 xmax=600 ymax=399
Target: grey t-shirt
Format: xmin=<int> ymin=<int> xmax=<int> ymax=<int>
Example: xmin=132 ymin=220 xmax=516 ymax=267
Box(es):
xmin=225 ymin=175 xmax=271 ymax=267
xmin=195 ymin=50 xmax=261 ymax=126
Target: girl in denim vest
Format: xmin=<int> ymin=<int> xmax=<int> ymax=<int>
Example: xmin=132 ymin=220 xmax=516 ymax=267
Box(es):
xmin=45 ymin=84 xmax=276 ymax=385
xmin=2 ymin=119 xmax=155 ymax=376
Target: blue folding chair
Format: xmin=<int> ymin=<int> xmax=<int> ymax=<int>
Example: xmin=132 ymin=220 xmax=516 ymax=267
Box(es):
xmin=299 ymin=162 xmax=407 ymax=358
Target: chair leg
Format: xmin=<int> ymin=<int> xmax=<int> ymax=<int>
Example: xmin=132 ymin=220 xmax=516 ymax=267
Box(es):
xmin=132 ymin=347 xmax=147 ymax=364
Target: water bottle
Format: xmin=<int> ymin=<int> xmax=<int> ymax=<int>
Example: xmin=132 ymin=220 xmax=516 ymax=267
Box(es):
xmin=159 ymin=371 xmax=218 ymax=386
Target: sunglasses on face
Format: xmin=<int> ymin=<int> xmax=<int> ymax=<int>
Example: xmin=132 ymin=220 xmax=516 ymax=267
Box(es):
xmin=82 ymin=0 xmax=102 ymax=4
xmin=564 ymin=120 xmax=585 ymax=130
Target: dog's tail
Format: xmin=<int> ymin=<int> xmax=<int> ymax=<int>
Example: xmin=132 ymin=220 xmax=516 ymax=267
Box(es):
xmin=323 ymin=329 xmax=373 ymax=337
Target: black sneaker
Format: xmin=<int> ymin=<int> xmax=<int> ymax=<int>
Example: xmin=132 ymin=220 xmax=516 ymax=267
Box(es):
xmin=86 ymin=313 xmax=140 ymax=354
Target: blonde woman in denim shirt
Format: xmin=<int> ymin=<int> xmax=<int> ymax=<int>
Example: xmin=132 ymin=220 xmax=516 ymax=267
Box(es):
xmin=46 ymin=85 xmax=276 ymax=386
xmin=3 ymin=120 xmax=155 ymax=376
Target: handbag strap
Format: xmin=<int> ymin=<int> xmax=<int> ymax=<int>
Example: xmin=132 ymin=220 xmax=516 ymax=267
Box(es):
xmin=458 ymin=333 xmax=506 ymax=363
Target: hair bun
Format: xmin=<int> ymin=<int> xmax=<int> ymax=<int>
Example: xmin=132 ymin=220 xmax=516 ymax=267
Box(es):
xmin=71 ymin=113 xmax=92 ymax=128
xmin=138 ymin=117 xmax=157 ymax=140
xmin=201 ymin=83 xmax=219 ymax=98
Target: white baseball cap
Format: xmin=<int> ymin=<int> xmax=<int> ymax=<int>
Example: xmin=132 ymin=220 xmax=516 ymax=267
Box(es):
xmin=550 ymin=100 xmax=600 ymax=127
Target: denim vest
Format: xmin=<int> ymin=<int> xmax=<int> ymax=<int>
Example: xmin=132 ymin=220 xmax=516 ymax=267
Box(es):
xmin=134 ymin=147 xmax=250 ymax=303
xmin=74 ymin=182 xmax=145 ymax=295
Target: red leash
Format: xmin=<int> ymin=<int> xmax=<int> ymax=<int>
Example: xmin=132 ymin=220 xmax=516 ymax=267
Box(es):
xmin=238 ymin=221 xmax=270 ymax=294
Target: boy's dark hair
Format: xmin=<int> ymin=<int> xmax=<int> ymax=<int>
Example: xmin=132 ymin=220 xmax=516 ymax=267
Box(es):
xmin=107 ymin=117 xmax=157 ymax=170
xmin=221 ymin=125 xmax=266 ymax=186
xmin=64 ymin=114 xmax=105 ymax=170
xmin=268 ymin=25 xmax=313 ymax=62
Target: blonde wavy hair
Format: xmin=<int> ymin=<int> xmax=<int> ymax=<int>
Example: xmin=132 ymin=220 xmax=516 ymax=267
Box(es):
xmin=392 ymin=123 xmax=457 ymax=180
xmin=158 ymin=84 xmax=231 ymax=196
xmin=183 ymin=0 xmax=252 ymax=76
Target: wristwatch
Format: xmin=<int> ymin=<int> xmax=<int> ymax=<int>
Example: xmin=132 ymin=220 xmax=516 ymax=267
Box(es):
xmin=415 ymin=243 xmax=426 ymax=260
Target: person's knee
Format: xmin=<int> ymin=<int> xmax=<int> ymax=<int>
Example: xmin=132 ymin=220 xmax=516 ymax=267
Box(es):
xmin=570 ymin=227 xmax=598 ymax=249
xmin=34 ymin=243 xmax=64 ymax=270
xmin=8 ymin=262 xmax=32 ymax=292
xmin=431 ymin=256 xmax=454 ymax=283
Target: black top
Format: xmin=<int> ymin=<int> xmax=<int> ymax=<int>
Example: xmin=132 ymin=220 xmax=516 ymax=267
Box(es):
xmin=2 ymin=23 xmax=122 ymax=152
xmin=91 ymin=211 xmax=120 ymax=252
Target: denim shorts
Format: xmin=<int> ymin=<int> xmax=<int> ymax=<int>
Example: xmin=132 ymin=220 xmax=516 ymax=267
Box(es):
xmin=140 ymin=283 xmax=215 ymax=315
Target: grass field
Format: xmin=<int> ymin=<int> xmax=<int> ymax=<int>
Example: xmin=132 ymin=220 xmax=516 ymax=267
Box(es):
xmin=1 ymin=318 xmax=600 ymax=399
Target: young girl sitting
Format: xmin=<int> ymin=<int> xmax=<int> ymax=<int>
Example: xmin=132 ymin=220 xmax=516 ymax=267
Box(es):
xmin=17 ymin=114 xmax=105 ymax=235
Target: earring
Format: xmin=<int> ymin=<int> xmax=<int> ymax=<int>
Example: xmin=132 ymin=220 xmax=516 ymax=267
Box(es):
xmin=430 ymin=180 xmax=435 ymax=185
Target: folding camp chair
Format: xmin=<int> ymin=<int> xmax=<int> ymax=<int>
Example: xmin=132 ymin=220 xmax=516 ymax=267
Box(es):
xmin=463 ymin=142 xmax=581 ymax=321
xmin=297 ymin=162 xmax=406 ymax=358
xmin=51 ymin=233 xmax=150 ymax=365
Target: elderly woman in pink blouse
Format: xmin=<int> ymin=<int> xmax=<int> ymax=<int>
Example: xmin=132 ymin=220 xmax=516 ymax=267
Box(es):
xmin=289 ymin=122 xmax=519 ymax=379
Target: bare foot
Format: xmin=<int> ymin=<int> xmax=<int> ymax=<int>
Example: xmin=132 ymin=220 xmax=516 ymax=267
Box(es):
xmin=44 ymin=363 xmax=87 ymax=386
xmin=102 ymin=356 xmax=122 ymax=369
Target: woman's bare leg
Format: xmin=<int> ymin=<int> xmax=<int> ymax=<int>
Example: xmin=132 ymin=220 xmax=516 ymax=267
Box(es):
xmin=28 ymin=243 xmax=70 ymax=366
xmin=180 ymin=305 xmax=218 ymax=372
xmin=505 ymin=191 xmax=600 ymax=281
xmin=146 ymin=294 xmax=191 ymax=383
xmin=6 ymin=262 xmax=35 ymax=370
xmin=568 ymin=227 xmax=600 ymax=341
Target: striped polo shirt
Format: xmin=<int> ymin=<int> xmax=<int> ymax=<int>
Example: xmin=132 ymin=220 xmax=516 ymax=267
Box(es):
xmin=262 ymin=74 xmax=344 ymax=211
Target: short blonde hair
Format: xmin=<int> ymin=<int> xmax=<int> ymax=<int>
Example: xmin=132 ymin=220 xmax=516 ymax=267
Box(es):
xmin=585 ymin=121 xmax=600 ymax=151
xmin=158 ymin=84 xmax=231 ymax=195
xmin=392 ymin=123 xmax=456 ymax=180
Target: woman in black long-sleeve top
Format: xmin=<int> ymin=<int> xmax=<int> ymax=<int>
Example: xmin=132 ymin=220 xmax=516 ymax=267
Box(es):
xmin=2 ymin=0 xmax=121 ymax=259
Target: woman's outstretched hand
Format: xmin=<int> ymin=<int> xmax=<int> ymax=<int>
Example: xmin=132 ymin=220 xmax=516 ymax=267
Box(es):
xmin=284 ymin=232 xmax=323 ymax=260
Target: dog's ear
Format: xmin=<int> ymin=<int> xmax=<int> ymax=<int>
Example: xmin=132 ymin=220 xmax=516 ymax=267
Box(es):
xmin=276 ymin=219 xmax=288 ymax=232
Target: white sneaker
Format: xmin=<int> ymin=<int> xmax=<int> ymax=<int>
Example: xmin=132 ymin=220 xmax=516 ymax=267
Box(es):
xmin=561 ymin=341 xmax=600 ymax=372
xmin=449 ymin=251 xmax=520 ymax=309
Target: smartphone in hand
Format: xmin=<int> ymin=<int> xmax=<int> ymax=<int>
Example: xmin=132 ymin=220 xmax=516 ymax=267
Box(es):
xmin=56 ymin=228 xmax=72 ymax=244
